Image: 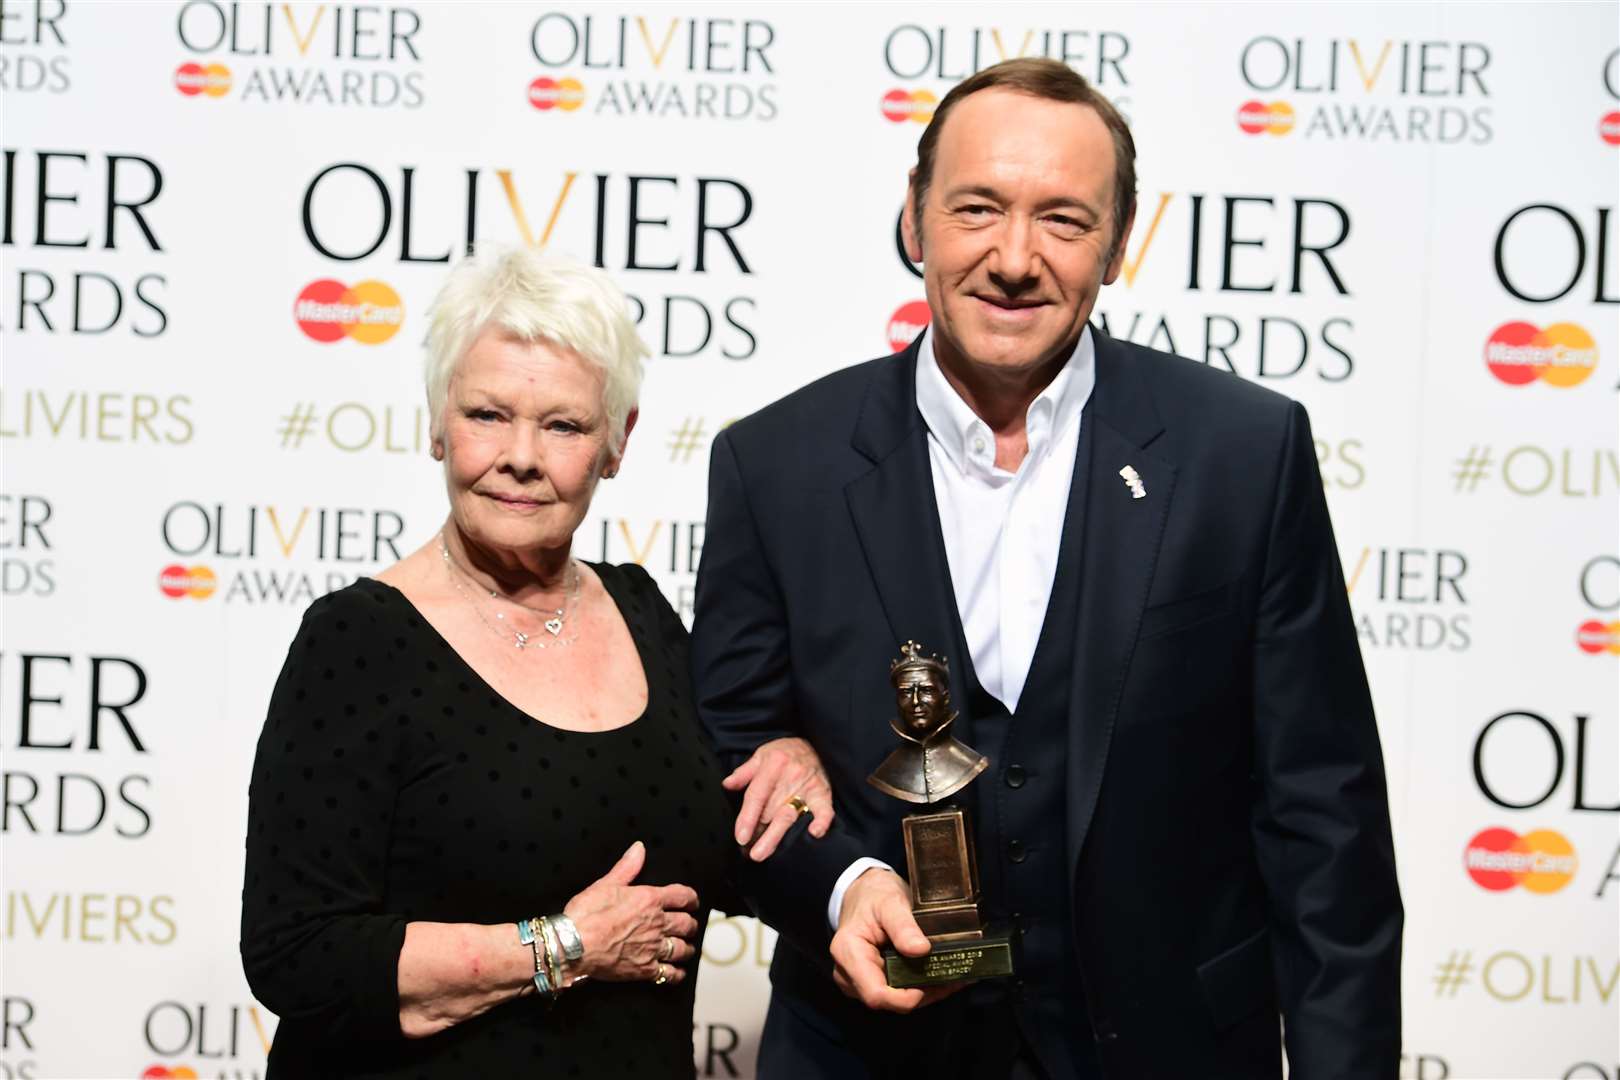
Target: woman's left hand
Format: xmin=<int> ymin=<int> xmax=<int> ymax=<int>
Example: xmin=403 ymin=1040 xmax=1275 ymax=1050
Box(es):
xmin=722 ymin=736 xmax=835 ymax=861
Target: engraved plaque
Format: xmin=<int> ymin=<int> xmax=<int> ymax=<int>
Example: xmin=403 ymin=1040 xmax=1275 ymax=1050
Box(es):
xmin=908 ymin=816 xmax=969 ymax=904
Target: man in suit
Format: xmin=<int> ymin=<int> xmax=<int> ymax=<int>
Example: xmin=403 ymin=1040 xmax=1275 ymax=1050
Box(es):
xmin=692 ymin=58 xmax=1401 ymax=1080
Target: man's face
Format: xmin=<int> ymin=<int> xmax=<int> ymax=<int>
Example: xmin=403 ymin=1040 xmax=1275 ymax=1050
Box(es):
xmin=895 ymin=669 xmax=946 ymax=734
xmin=904 ymin=88 xmax=1134 ymax=376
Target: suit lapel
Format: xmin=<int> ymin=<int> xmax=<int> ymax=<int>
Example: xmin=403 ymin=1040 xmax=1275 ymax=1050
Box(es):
xmin=844 ymin=340 xmax=976 ymax=731
xmin=1064 ymin=329 xmax=1177 ymax=876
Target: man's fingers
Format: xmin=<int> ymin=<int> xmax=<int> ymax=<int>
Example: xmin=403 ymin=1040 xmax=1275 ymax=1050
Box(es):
xmin=876 ymin=897 xmax=930 ymax=958
xmin=720 ymin=756 xmax=757 ymax=792
xmin=806 ymin=792 xmax=835 ymax=838
xmin=747 ymin=803 xmax=800 ymax=861
xmin=731 ymin=757 xmax=782 ymax=844
xmin=833 ymin=931 xmax=927 ymax=1014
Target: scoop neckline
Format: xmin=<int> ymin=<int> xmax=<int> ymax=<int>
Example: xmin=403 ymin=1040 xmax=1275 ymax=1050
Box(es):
xmin=355 ymin=566 xmax=652 ymax=736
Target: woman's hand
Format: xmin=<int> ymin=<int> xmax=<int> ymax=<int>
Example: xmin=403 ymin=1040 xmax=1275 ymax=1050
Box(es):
xmin=723 ymin=736 xmax=835 ymax=861
xmin=564 ymin=841 xmax=701 ymax=986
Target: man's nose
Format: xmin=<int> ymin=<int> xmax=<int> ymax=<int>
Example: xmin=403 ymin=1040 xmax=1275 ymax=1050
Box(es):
xmin=988 ymin=214 xmax=1039 ymax=289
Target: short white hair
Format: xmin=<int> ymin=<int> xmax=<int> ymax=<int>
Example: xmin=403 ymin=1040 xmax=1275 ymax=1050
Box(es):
xmin=425 ymin=248 xmax=647 ymax=451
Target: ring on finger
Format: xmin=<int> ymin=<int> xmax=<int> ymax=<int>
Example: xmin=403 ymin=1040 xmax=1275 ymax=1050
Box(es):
xmin=653 ymin=962 xmax=670 ymax=986
xmin=785 ymin=794 xmax=810 ymax=816
xmin=659 ymin=936 xmax=677 ymax=962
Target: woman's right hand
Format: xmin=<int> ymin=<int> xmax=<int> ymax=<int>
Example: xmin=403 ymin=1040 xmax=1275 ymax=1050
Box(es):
xmin=563 ymin=841 xmax=701 ymax=986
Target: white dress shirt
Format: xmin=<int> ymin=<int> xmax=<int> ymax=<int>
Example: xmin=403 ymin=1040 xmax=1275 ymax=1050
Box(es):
xmin=826 ymin=326 xmax=1097 ymax=928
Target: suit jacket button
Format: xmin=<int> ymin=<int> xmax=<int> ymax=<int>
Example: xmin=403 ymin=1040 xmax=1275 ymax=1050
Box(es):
xmin=1005 ymin=764 xmax=1026 ymax=788
xmin=1093 ymin=1017 xmax=1119 ymax=1043
xmin=1007 ymin=839 xmax=1026 ymax=863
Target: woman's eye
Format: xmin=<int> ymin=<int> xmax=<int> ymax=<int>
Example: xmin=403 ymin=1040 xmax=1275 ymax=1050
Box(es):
xmin=469 ymin=409 xmax=499 ymax=422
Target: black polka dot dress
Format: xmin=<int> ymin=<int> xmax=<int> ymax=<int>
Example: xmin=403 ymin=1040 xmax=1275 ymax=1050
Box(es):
xmin=240 ymin=563 xmax=741 ymax=1079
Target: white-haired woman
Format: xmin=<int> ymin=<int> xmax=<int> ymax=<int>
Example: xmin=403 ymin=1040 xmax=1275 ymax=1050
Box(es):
xmin=240 ymin=249 xmax=831 ymax=1078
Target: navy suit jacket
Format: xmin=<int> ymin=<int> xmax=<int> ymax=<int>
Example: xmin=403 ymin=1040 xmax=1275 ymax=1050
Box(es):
xmin=692 ymin=330 xmax=1402 ymax=1079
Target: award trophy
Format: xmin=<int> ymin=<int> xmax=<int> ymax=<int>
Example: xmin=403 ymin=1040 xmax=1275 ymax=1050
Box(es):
xmin=868 ymin=641 xmax=1014 ymax=989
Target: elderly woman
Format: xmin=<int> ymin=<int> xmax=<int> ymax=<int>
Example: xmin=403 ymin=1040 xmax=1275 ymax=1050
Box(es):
xmin=240 ymin=249 xmax=829 ymax=1078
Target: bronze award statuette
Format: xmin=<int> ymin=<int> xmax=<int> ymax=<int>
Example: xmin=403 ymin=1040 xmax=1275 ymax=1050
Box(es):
xmin=867 ymin=641 xmax=1014 ymax=989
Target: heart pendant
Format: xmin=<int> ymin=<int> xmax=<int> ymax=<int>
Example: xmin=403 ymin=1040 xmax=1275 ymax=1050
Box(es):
xmin=544 ymin=618 xmax=564 ymax=636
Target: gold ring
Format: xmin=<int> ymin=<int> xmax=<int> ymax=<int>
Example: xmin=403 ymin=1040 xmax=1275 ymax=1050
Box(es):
xmin=659 ymin=936 xmax=676 ymax=962
xmin=786 ymin=795 xmax=811 ymax=816
xmin=653 ymin=963 xmax=670 ymax=986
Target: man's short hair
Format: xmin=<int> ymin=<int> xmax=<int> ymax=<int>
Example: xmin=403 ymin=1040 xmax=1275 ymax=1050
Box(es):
xmin=911 ymin=58 xmax=1138 ymax=252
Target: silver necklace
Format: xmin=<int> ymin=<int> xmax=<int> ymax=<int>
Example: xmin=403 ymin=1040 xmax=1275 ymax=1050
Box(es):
xmin=439 ymin=534 xmax=581 ymax=650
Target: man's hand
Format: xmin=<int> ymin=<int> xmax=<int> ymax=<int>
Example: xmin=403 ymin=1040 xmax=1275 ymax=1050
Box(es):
xmin=723 ymin=736 xmax=834 ymax=861
xmin=830 ymin=868 xmax=964 ymax=1013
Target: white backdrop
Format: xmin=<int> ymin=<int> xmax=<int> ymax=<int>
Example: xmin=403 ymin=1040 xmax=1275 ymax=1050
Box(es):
xmin=2 ymin=3 xmax=1617 ymax=1078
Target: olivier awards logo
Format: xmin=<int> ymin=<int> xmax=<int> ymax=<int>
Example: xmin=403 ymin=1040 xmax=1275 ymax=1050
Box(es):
xmin=299 ymin=161 xmax=760 ymax=362
xmin=172 ymin=0 xmax=426 ymax=108
xmin=1233 ymin=35 xmax=1494 ymax=144
xmin=156 ymin=500 xmax=407 ymax=605
xmin=524 ymin=12 xmax=779 ymax=121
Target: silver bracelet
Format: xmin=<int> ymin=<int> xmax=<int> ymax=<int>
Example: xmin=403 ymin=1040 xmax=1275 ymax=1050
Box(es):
xmin=548 ymin=913 xmax=584 ymax=962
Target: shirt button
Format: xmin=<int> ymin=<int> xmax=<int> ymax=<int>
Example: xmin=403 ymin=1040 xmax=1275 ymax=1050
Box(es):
xmin=1008 ymin=839 xmax=1026 ymax=863
xmin=1005 ymin=764 xmax=1026 ymax=789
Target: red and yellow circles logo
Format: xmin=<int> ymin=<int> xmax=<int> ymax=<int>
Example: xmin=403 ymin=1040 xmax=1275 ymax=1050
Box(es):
xmin=1236 ymin=100 xmax=1294 ymax=136
xmin=1600 ymin=110 xmax=1620 ymax=146
xmin=887 ymin=300 xmax=930 ymax=353
xmin=142 ymin=1067 xmax=199 ymax=1079
xmin=528 ymin=76 xmax=585 ymax=112
xmin=881 ymin=88 xmax=937 ymax=124
xmin=1465 ymin=827 xmax=1577 ymax=893
xmin=159 ymin=565 xmax=216 ymax=600
xmin=174 ymin=62 xmax=231 ymax=98
xmin=294 ymin=279 xmax=405 ymax=344
xmin=1576 ymin=619 xmax=1620 ymax=654
xmin=1484 ymin=321 xmax=1599 ymax=387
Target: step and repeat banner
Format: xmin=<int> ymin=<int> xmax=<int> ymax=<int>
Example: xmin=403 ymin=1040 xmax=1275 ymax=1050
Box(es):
xmin=2 ymin=2 xmax=1616 ymax=1078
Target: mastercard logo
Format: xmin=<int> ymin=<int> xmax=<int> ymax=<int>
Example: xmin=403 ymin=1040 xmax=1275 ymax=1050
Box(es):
xmin=159 ymin=564 xmax=216 ymax=600
xmin=1484 ymin=321 xmax=1598 ymax=387
xmin=142 ymin=1067 xmax=199 ymax=1079
xmin=1576 ymin=619 xmax=1620 ymax=655
xmin=1236 ymin=100 xmax=1294 ymax=136
xmin=881 ymin=88 xmax=937 ymax=125
xmin=1464 ymin=827 xmax=1577 ymax=893
xmin=887 ymin=300 xmax=930 ymax=353
xmin=294 ymin=279 xmax=405 ymax=345
xmin=1600 ymin=110 xmax=1620 ymax=147
xmin=528 ymin=76 xmax=585 ymax=112
xmin=174 ymin=62 xmax=231 ymax=98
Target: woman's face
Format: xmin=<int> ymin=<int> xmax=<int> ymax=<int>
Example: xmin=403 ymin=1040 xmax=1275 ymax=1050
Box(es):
xmin=438 ymin=330 xmax=629 ymax=559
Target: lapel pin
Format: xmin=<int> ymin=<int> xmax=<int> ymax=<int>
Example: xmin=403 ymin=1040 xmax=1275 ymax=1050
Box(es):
xmin=1119 ymin=465 xmax=1146 ymax=499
